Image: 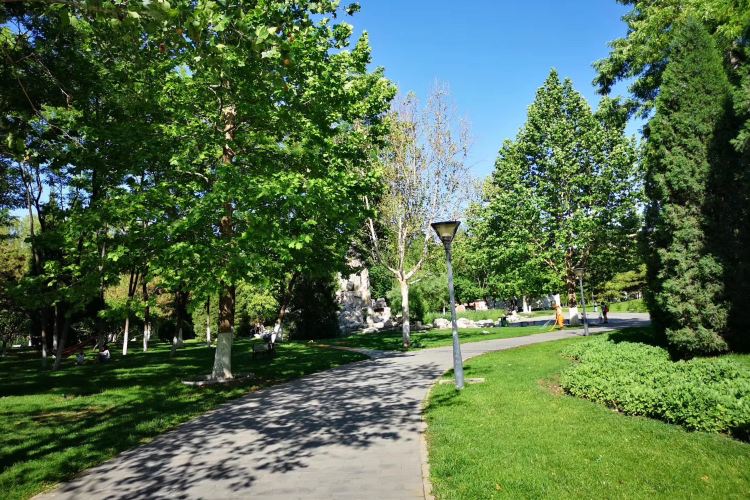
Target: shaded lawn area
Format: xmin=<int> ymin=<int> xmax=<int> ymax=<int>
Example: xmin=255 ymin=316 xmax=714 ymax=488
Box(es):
xmin=323 ymin=325 xmax=568 ymax=351
xmin=425 ymin=337 xmax=750 ymax=499
xmin=0 ymin=339 xmax=366 ymax=500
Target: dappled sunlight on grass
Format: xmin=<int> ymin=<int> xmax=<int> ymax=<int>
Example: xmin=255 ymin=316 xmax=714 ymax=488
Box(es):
xmin=0 ymin=339 xmax=366 ymax=500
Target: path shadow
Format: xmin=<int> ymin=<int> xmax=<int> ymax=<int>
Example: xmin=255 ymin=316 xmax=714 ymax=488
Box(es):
xmin=47 ymin=353 xmax=445 ymax=498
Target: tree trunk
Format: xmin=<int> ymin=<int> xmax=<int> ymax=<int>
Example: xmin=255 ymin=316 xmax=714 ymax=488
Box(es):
xmin=52 ymin=310 xmax=70 ymax=371
xmin=205 ymin=299 xmax=211 ymax=345
xmin=142 ymin=279 xmax=151 ymax=352
xmin=566 ymin=272 xmax=578 ymax=307
xmin=122 ymin=316 xmax=130 ymax=356
xmin=40 ymin=312 xmax=48 ymax=368
xmin=211 ymin=284 xmax=235 ymax=380
xmin=211 ymin=100 xmax=237 ymax=379
xmin=122 ymin=269 xmax=138 ymax=356
xmin=272 ymin=273 xmax=298 ymax=340
xmin=400 ymin=279 xmax=411 ymax=348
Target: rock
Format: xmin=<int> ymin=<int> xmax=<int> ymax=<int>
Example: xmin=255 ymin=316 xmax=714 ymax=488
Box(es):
xmin=457 ymin=317 xmax=477 ymax=329
xmin=476 ymin=319 xmax=495 ymax=328
xmin=362 ymin=327 xmax=378 ymax=334
xmin=433 ymin=318 xmax=451 ymax=329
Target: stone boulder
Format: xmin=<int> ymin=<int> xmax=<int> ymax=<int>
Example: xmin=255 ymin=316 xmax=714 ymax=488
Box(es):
xmin=457 ymin=317 xmax=477 ymax=329
xmin=433 ymin=318 xmax=451 ymax=329
xmin=475 ymin=319 xmax=495 ymax=328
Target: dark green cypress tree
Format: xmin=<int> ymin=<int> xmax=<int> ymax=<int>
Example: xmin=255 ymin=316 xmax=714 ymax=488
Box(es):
xmin=643 ymin=18 xmax=734 ymax=357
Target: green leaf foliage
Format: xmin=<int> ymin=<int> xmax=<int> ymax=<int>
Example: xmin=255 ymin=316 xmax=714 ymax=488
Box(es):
xmin=475 ymin=70 xmax=641 ymax=304
xmin=561 ymin=334 xmax=750 ymax=439
xmin=642 ymin=19 xmax=735 ymax=356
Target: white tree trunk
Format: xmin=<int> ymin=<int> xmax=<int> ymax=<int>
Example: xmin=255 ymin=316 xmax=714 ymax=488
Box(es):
xmin=211 ymin=329 xmax=233 ymax=380
xmin=142 ymin=322 xmax=150 ymax=352
xmin=400 ymin=279 xmax=411 ymax=348
xmin=122 ymin=316 xmax=130 ymax=356
xmin=568 ymin=306 xmax=580 ymax=326
xmin=205 ymin=300 xmax=211 ymax=345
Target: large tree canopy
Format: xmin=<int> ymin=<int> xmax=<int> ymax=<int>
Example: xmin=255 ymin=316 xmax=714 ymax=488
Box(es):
xmin=476 ymin=70 xmax=641 ymax=306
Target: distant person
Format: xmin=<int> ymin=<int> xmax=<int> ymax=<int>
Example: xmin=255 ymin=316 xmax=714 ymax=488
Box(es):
xmin=76 ymin=349 xmax=85 ymax=365
xmin=602 ymin=303 xmax=609 ymax=324
xmin=99 ymin=345 xmax=111 ymax=363
xmin=554 ymin=302 xmax=565 ymax=330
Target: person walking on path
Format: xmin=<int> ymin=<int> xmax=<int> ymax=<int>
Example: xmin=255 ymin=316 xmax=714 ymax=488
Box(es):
xmin=602 ymin=303 xmax=609 ymax=324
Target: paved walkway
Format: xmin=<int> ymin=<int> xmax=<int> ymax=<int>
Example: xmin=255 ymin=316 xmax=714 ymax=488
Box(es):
xmin=39 ymin=313 xmax=649 ymax=500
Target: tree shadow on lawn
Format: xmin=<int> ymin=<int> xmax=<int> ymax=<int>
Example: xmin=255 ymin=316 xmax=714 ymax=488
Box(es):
xmin=606 ymin=327 xmax=664 ymax=347
xmin=38 ymin=351 xmax=445 ymax=498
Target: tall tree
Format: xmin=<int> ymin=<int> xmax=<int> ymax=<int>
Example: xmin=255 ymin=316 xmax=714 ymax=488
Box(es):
xmin=154 ymin=1 xmax=394 ymax=379
xmin=365 ymin=86 xmax=470 ymax=348
xmin=596 ymin=1 xmax=750 ymax=351
xmin=477 ymin=70 xmax=640 ymax=308
xmin=642 ymin=19 xmax=734 ymax=356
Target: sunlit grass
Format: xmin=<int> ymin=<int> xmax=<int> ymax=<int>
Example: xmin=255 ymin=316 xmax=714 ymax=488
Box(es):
xmin=323 ymin=324 xmax=569 ymax=351
xmin=0 ymin=339 xmax=366 ymax=500
xmin=425 ymin=336 xmax=750 ymax=499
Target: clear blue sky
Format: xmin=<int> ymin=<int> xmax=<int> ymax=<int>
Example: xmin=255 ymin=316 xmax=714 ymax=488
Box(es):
xmin=351 ymin=0 xmax=636 ymax=178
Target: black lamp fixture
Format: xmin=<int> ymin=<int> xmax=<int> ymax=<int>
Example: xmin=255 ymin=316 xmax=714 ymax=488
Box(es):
xmin=431 ymin=220 xmax=461 ymax=244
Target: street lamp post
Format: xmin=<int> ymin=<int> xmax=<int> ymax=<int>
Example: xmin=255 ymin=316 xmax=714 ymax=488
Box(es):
xmin=574 ymin=267 xmax=590 ymax=336
xmin=431 ymin=220 xmax=464 ymax=390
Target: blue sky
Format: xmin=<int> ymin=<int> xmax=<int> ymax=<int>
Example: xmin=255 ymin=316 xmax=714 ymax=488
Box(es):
xmin=350 ymin=0 xmax=637 ymax=178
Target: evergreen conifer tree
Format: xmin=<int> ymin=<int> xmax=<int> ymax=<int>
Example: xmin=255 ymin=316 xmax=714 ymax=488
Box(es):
xmin=643 ymin=18 xmax=734 ymax=357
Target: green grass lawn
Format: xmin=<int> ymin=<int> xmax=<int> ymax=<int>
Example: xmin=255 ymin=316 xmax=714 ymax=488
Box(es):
xmin=323 ymin=324 xmax=565 ymax=351
xmin=0 ymin=339 xmax=366 ymax=500
xmin=608 ymin=298 xmax=647 ymax=313
xmin=425 ymin=337 xmax=750 ymax=499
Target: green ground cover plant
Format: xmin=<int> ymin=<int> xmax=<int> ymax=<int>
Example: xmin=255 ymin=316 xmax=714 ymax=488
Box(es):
xmin=560 ymin=330 xmax=750 ymax=438
xmin=0 ymin=340 xmax=366 ymax=500
xmin=323 ymin=325 xmax=564 ymax=351
xmin=425 ymin=336 xmax=750 ymax=499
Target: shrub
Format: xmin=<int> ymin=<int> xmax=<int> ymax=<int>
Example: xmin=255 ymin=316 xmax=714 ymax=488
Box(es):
xmin=560 ymin=335 xmax=750 ymax=439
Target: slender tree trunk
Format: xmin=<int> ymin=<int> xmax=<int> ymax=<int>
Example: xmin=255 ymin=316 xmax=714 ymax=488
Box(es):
xmin=272 ymin=273 xmax=298 ymax=339
xmin=40 ymin=313 xmax=48 ymax=368
xmin=122 ymin=269 xmax=138 ymax=356
xmin=52 ymin=309 xmax=70 ymax=371
xmin=142 ymin=279 xmax=151 ymax=352
xmin=205 ymin=299 xmax=211 ymax=345
xmin=122 ymin=316 xmax=130 ymax=356
xmin=399 ymin=278 xmax=411 ymax=348
xmin=564 ymin=246 xmax=579 ymax=306
xmin=171 ymin=290 xmax=187 ymax=356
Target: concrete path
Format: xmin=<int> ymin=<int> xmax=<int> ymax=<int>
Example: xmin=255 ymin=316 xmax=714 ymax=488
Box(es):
xmin=38 ymin=313 xmax=649 ymax=500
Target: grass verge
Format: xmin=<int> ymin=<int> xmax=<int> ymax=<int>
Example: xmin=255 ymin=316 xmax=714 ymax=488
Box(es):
xmin=323 ymin=324 xmax=567 ymax=351
xmin=0 ymin=339 xmax=366 ymax=500
xmin=425 ymin=336 xmax=750 ymax=499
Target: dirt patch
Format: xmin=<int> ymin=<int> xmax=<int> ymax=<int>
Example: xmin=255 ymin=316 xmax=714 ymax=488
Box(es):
xmin=32 ymin=407 xmax=105 ymax=424
xmin=538 ymin=375 xmax=563 ymax=396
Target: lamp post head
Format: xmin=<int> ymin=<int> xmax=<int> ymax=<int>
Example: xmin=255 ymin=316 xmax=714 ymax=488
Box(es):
xmin=574 ymin=267 xmax=585 ymax=279
xmin=431 ymin=220 xmax=461 ymax=244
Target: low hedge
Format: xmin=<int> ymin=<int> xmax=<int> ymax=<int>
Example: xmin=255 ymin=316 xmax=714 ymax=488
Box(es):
xmin=560 ymin=335 xmax=750 ymax=439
